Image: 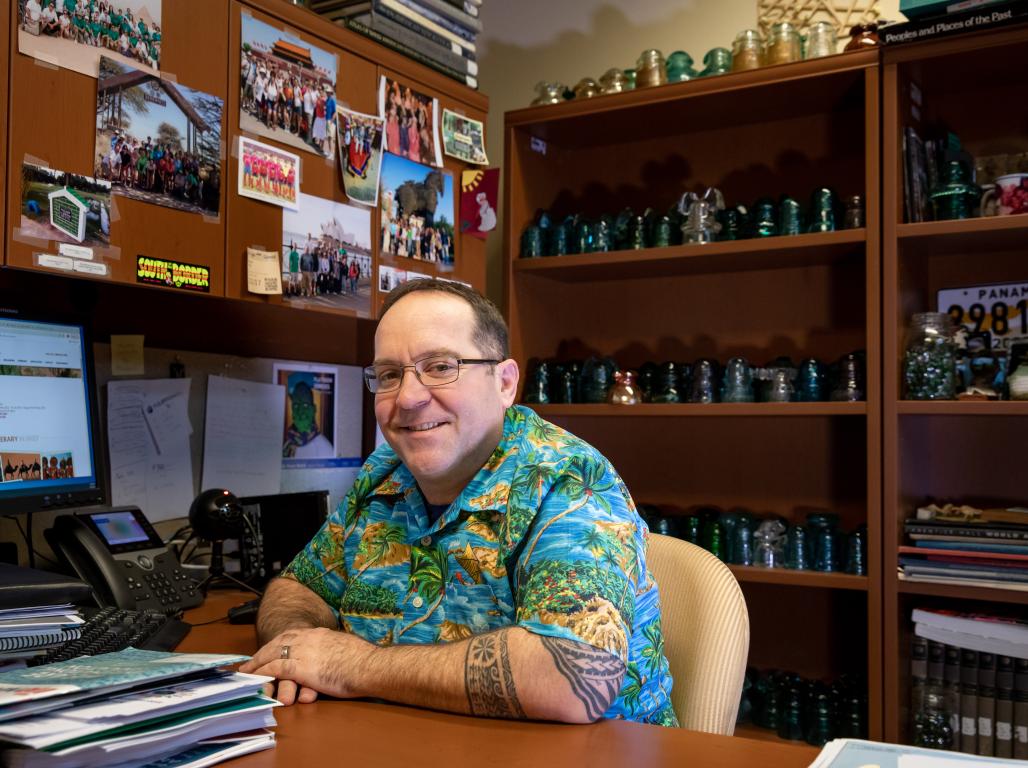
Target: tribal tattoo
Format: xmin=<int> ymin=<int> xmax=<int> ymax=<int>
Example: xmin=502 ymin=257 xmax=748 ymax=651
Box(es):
xmin=464 ymin=631 xmax=527 ymax=719
xmin=540 ymin=636 xmax=625 ymax=721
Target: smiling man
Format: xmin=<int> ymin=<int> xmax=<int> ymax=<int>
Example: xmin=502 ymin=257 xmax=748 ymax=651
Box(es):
xmin=241 ymin=280 xmax=676 ymax=726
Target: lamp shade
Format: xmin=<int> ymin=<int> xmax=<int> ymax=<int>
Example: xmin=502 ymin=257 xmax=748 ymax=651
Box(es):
xmin=189 ymin=488 xmax=244 ymax=541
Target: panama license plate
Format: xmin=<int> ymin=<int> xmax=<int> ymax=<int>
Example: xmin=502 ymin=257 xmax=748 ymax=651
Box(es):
xmin=938 ymin=281 xmax=1028 ymax=350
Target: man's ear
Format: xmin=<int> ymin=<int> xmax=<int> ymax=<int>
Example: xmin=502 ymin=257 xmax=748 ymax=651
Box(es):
xmin=496 ymin=359 xmax=520 ymax=408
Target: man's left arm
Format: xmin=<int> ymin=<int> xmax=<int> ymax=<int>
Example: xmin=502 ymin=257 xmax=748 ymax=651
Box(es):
xmin=239 ymin=623 xmax=623 ymax=723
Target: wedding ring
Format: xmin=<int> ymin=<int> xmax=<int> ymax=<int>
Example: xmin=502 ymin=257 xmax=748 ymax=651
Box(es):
xmin=280 ymin=644 xmax=290 ymax=660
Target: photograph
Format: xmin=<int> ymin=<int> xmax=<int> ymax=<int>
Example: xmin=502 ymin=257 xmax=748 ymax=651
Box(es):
xmin=380 ymin=152 xmax=455 ymax=266
xmin=20 ymin=162 xmax=112 ymax=247
xmin=442 ymin=109 xmax=488 ymax=165
xmin=378 ymin=76 xmax=442 ymax=168
xmin=337 ymin=106 xmax=384 ymax=207
xmin=95 ymin=56 xmax=223 ymax=216
xmin=377 ymin=264 xmax=409 ymax=294
xmin=240 ymin=13 xmax=338 ymax=160
xmin=18 ymin=0 xmax=161 ymax=78
xmin=1 ymin=452 xmax=44 ymax=482
xmin=275 ymin=365 xmax=336 ymax=462
xmin=238 ymin=135 xmax=300 ymax=210
xmin=282 ymin=192 xmax=372 ymax=317
xmin=41 ymin=451 xmax=75 ymax=480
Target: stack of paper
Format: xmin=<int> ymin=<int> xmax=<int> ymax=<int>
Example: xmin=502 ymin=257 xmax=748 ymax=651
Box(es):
xmin=0 ymin=606 xmax=84 ymax=669
xmin=809 ymin=738 xmax=1025 ymax=767
xmin=0 ymin=648 xmax=278 ymax=767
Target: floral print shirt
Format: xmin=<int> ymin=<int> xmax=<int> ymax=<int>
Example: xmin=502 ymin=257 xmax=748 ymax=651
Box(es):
xmin=283 ymin=405 xmax=677 ymax=726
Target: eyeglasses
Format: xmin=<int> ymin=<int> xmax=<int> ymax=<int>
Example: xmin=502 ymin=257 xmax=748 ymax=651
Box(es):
xmin=363 ymin=355 xmax=499 ymax=394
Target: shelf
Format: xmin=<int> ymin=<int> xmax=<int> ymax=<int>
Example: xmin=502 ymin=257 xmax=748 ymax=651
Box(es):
xmin=897 ymin=577 xmax=1028 ymax=605
xmin=896 ymin=401 xmax=1028 ymax=416
xmin=733 ymin=723 xmax=817 ymax=745
xmin=896 ymin=214 xmax=1028 ymax=257
xmin=528 ymin=403 xmax=867 ymax=418
xmin=512 ymin=230 xmax=866 ymax=282
xmin=730 ymin=566 xmax=869 ymax=591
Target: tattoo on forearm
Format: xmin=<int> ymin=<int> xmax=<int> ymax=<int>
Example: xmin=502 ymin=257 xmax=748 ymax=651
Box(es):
xmin=465 ymin=632 xmax=527 ymax=719
xmin=540 ymin=636 xmax=626 ymax=721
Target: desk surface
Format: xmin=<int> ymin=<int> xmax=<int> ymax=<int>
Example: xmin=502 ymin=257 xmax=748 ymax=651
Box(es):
xmin=182 ymin=591 xmax=819 ymax=768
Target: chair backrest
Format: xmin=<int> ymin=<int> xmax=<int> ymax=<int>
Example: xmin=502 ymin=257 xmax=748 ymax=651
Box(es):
xmin=646 ymin=533 xmax=749 ymax=734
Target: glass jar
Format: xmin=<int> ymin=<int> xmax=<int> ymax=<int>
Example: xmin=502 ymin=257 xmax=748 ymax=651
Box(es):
xmin=805 ymin=21 xmax=838 ymax=59
xmin=731 ymin=30 xmax=764 ymax=71
xmin=572 ymin=77 xmax=600 ymax=100
xmin=903 ymin=312 xmax=958 ymax=400
xmin=635 ymin=49 xmax=667 ymax=88
xmin=598 ymin=68 xmax=629 ymax=94
xmin=843 ymin=195 xmax=865 ymax=228
xmin=766 ymin=22 xmax=802 ymax=65
xmin=665 ymin=50 xmax=697 ymax=82
xmin=530 ymin=81 xmax=565 ymax=106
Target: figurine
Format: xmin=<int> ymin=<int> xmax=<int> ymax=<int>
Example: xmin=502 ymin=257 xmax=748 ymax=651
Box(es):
xmin=678 ymin=187 xmax=725 ymax=243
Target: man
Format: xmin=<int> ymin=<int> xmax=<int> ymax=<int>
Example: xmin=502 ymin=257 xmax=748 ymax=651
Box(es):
xmin=240 ymin=281 xmax=677 ymax=727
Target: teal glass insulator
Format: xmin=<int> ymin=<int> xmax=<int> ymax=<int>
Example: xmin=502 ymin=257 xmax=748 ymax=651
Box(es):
xmin=795 ymin=358 xmax=827 ymax=401
xmin=699 ymin=47 xmax=732 ymax=76
xmin=520 ymin=224 xmax=543 ymax=257
xmin=682 ymin=515 xmax=701 ymax=544
xmin=522 ymin=360 xmax=550 ymax=404
xmin=778 ymin=196 xmax=803 ymax=235
xmin=805 ymin=687 xmax=834 ymax=746
xmin=753 ymin=197 xmax=778 ymax=236
xmin=593 ymin=216 xmax=613 ymax=252
xmin=845 ymin=525 xmax=867 ymax=575
xmin=546 ymin=220 xmax=568 ymax=256
xmin=627 ymin=215 xmax=647 ymax=249
xmin=702 ymin=520 xmax=725 ymax=560
xmin=808 ymin=187 xmax=837 ymax=232
xmin=575 ymin=218 xmax=594 ymax=253
xmin=777 ymin=684 xmax=806 ymax=740
xmin=653 ymin=215 xmax=672 ymax=247
xmin=650 ymin=361 xmax=681 ymax=403
xmin=666 ymin=50 xmax=697 ymax=82
xmin=717 ymin=207 xmax=741 ymax=240
xmin=785 ymin=524 xmax=809 ymax=569
xmin=722 ymin=357 xmax=755 ymax=402
xmin=930 ymin=160 xmax=978 ymax=221
xmin=623 ymin=68 xmax=637 ymax=89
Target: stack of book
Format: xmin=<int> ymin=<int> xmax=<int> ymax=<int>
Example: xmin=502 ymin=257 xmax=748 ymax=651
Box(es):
xmin=900 ymin=505 xmax=1028 ymax=591
xmin=911 ymin=610 xmax=1028 ymax=758
xmin=0 ymin=606 xmax=84 ymax=671
xmin=311 ymin=0 xmax=481 ymax=89
xmin=0 ymin=648 xmax=278 ymax=767
xmin=880 ymin=0 xmax=1028 ymax=47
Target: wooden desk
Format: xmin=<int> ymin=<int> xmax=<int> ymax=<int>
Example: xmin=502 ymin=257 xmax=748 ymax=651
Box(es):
xmin=183 ymin=591 xmax=819 ymax=768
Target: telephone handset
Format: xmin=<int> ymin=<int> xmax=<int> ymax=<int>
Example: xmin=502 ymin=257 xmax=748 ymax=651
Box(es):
xmin=45 ymin=506 xmax=203 ymax=615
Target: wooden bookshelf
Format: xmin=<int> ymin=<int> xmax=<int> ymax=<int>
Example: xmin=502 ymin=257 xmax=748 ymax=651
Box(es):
xmin=881 ymin=24 xmax=1028 ymax=745
xmin=505 ymin=50 xmax=883 ymax=738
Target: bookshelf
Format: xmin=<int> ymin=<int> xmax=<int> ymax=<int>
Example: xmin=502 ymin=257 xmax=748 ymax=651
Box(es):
xmin=882 ymin=24 xmax=1028 ymax=745
xmin=505 ymin=49 xmax=883 ymax=740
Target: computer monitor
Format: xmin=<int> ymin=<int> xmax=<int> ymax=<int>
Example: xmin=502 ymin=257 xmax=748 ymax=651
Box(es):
xmin=0 ymin=310 xmax=105 ymax=514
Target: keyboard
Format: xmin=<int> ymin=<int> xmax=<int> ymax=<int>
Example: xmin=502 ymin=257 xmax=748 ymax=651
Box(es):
xmin=30 ymin=607 xmax=192 ymax=665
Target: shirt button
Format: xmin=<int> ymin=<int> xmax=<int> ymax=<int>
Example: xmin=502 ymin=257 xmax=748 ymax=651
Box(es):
xmin=412 ymin=596 xmax=424 ymax=608
xmin=420 ymin=536 xmax=432 ymax=546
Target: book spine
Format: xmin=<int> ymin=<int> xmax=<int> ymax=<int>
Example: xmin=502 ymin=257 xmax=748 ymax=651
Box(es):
xmin=379 ymin=0 xmax=476 ymax=50
xmin=345 ymin=18 xmax=477 ymax=88
xmin=961 ymin=649 xmax=979 ymax=753
xmin=881 ymin=2 xmax=1028 ymax=45
xmin=393 ymin=0 xmax=481 ymax=34
xmin=911 ymin=636 xmax=928 ymax=725
xmin=1016 ymin=658 xmax=1028 ymax=760
xmin=906 ymin=524 xmax=1028 ymax=541
xmin=353 ymin=10 xmax=477 ymax=72
xmin=372 ymin=3 xmax=475 ymax=53
xmin=978 ymin=652 xmax=996 ymax=756
xmin=368 ymin=10 xmax=476 ymax=60
xmin=945 ymin=645 xmax=963 ymax=738
xmin=996 ymin=655 xmax=1014 ymax=758
xmin=439 ymin=0 xmax=479 ymax=13
xmin=0 ymin=628 xmax=81 ymax=651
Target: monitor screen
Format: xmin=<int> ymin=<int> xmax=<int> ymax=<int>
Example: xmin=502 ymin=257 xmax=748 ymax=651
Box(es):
xmin=0 ymin=313 xmax=104 ymax=512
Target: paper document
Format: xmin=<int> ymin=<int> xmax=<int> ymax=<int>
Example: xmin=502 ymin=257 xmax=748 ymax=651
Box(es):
xmin=201 ymin=376 xmax=284 ymax=497
xmin=107 ymin=379 xmax=194 ymax=522
xmin=246 ymin=248 xmax=283 ymax=295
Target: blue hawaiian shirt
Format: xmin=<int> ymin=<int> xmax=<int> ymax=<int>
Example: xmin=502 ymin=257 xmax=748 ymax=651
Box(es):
xmin=283 ymin=405 xmax=677 ymax=726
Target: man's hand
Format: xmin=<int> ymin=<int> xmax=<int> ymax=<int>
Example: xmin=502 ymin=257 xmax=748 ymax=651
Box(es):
xmin=239 ymin=627 xmax=376 ymax=705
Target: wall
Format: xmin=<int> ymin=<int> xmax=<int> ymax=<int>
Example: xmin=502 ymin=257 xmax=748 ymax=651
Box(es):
xmin=476 ymin=0 xmax=900 ymax=304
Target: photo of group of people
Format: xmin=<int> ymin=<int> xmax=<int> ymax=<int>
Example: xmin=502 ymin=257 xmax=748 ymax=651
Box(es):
xmin=442 ymin=109 xmax=488 ymax=165
xmin=95 ymin=57 xmax=224 ymax=216
xmin=1 ymin=451 xmax=74 ymax=482
xmin=240 ymin=14 xmax=338 ymax=160
xmin=337 ymin=107 xmax=384 ymax=207
xmin=18 ymin=0 xmax=162 ymax=78
xmin=238 ymin=136 xmax=300 ymax=210
xmin=282 ymin=192 xmax=372 ymax=316
xmin=379 ymin=153 xmax=455 ymax=266
xmin=378 ymin=76 xmax=442 ymax=168
xmin=20 ymin=162 xmax=112 ymax=247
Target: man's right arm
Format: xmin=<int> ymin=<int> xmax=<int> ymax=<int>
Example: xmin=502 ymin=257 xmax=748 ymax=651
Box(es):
xmin=256 ymin=576 xmax=338 ymax=646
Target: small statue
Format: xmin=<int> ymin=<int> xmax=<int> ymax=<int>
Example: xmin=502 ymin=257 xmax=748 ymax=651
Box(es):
xmin=678 ymin=187 xmax=725 ymax=244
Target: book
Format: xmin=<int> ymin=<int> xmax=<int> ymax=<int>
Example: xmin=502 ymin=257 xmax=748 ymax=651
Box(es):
xmin=979 ymin=652 xmax=997 ymax=756
xmin=912 ymin=609 xmax=1028 ymax=646
xmin=0 ymin=565 xmax=92 ymax=610
xmin=348 ymin=9 xmax=477 ymax=73
xmin=881 ymin=1 xmax=1028 ymax=45
xmin=904 ymin=126 xmax=929 ymax=222
xmin=393 ymin=0 xmax=482 ymax=35
xmin=900 ymin=545 xmax=1028 ymax=562
xmin=902 ymin=563 xmax=1028 ymax=583
xmin=344 ymin=17 xmax=477 ymax=88
xmin=899 ymin=570 xmax=1028 ymax=592
xmin=914 ymin=622 xmax=1028 ymax=659
xmin=905 ymin=520 xmax=1028 ymax=542
xmin=0 ymin=629 xmax=81 ymax=653
xmin=808 ymin=737 xmax=1026 ymax=768
xmin=911 ymin=540 xmax=1028 ymax=554
xmin=316 ymin=0 xmax=477 ymax=52
xmin=901 ymin=556 xmax=1028 ymax=573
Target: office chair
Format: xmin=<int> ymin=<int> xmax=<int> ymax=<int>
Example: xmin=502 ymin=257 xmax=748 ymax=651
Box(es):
xmin=646 ymin=533 xmax=749 ymax=735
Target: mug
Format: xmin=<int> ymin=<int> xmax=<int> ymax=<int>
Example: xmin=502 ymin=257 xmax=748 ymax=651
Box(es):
xmin=981 ymin=173 xmax=1028 ymax=216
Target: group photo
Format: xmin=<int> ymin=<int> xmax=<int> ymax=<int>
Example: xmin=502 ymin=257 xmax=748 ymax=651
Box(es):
xmin=240 ymin=14 xmax=338 ymax=160
xmin=18 ymin=0 xmax=162 ymax=78
xmin=282 ymin=192 xmax=372 ymax=317
xmin=379 ymin=76 xmax=441 ymax=168
xmin=337 ymin=107 xmax=384 ymax=207
xmin=379 ymin=153 xmax=455 ymax=266
xmin=95 ymin=56 xmax=224 ymax=216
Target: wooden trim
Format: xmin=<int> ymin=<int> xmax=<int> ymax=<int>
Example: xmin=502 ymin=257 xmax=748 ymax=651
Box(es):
xmin=729 ymin=566 xmax=869 ymax=591
xmin=897 ymin=401 xmax=1028 ymax=415
xmin=897 ymin=578 xmax=1028 ymax=605
xmin=527 ymin=403 xmax=868 ymax=418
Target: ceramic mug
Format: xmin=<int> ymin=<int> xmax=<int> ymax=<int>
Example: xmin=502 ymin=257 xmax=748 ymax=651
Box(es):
xmin=981 ymin=173 xmax=1028 ymax=216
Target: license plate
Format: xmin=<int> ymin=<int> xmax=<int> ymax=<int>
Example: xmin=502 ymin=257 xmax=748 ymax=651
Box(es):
xmin=937 ymin=281 xmax=1028 ymax=351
